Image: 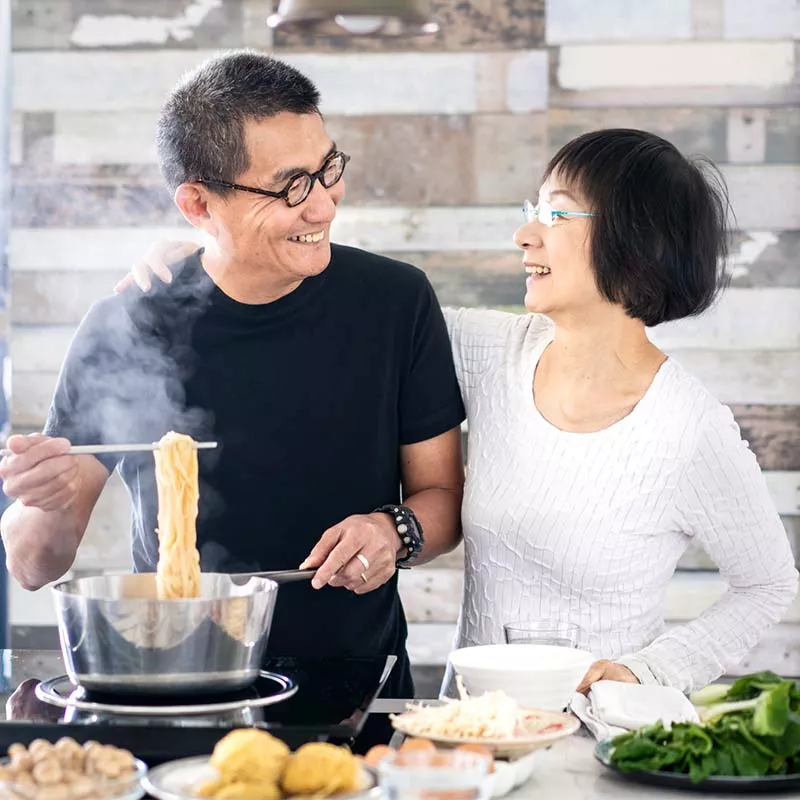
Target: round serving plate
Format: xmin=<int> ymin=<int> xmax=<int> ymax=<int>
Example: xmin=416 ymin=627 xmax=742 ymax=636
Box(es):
xmin=143 ymin=755 xmax=380 ymax=800
xmin=391 ymin=707 xmax=580 ymax=759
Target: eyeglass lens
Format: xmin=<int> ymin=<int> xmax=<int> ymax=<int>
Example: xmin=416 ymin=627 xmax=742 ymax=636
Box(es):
xmin=286 ymin=153 xmax=347 ymax=207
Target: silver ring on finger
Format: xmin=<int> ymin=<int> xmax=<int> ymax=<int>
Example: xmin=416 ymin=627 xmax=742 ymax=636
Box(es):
xmin=360 ymin=572 xmax=368 ymax=584
xmin=356 ymin=553 xmax=370 ymax=571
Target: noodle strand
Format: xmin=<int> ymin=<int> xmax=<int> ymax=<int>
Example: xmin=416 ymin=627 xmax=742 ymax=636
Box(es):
xmin=154 ymin=431 xmax=202 ymax=599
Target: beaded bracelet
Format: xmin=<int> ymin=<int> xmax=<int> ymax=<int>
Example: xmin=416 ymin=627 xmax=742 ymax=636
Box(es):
xmin=373 ymin=504 xmax=424 ymax=568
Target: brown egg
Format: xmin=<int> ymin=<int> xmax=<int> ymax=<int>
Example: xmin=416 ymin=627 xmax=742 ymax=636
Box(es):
xmin=399 ymin=738 xmax=436 ymax=753
xmin=363 ymin=745 xmax=394 ymax=768
xmin=454 ymin=743 xmax=495 ymax=774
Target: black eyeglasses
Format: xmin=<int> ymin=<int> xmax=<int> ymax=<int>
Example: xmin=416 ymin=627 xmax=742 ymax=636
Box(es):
xmin=199 ymin=151 xmax=350 ymax=208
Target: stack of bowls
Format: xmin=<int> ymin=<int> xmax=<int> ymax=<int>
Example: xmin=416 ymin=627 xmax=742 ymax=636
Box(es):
xmin=448 ymin=644 xmax=595 ymax=711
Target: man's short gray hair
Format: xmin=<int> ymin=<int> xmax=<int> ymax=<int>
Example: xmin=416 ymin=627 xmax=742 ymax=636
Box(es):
xmin=157 ymin=50 xmax=321 ymax=195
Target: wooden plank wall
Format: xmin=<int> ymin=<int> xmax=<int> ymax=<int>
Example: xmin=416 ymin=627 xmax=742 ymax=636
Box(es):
xmin=7 ymin=0 xmax=800 ymax=674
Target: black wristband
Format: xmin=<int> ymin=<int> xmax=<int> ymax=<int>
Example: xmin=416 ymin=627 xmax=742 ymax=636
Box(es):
xmin=373 ymin=504 xmax=424 ymax=568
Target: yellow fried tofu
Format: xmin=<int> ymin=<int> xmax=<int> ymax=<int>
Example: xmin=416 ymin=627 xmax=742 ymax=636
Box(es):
xmin=281 ymin=743 xmax=361 ymax=797
xmin=213 ymin=780 xmax=279 ymax=800
xmin=209 ymin=730 xmax=290 ymax=784
xmin=195 ymin=776 xmax=225 ymax=798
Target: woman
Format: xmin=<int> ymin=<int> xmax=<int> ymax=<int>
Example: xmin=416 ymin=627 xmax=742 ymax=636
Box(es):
xmin=117 ymin=129 xmax=798 ymax=694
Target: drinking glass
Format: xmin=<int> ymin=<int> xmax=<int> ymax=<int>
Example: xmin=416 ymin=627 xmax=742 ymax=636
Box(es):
xmin=502 ymin=621 xmax=579 ymax=647
xmin=378 ymin=749 xmax=492 ymax=800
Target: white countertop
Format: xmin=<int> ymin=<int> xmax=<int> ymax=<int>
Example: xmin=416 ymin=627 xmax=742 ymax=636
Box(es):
xmin=370 ymin=701 xmax=799 ymax=799
xmin=508 ymin=733 xmax=799 ymax=799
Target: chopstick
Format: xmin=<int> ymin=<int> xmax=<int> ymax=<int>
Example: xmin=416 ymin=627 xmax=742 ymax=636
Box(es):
xmin=0 ymin=442 xmax=218 ymax=457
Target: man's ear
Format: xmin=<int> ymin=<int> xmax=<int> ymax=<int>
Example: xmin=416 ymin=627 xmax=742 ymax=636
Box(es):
xmin=175 ymin=183 xmax=218 ymax=236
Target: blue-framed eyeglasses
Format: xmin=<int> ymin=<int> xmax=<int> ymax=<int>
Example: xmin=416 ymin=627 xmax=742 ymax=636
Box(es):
xmin=523 ymin=199 xmax=597 ymax=227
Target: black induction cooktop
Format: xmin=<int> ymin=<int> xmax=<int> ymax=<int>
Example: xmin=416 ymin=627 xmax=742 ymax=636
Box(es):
xmin=0 ymin=649 xmax=396 ymax=763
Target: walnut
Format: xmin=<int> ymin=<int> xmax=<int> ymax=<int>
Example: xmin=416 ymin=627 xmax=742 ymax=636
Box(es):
xmin=28 ymin=741 xmax=52 ymax=760
xmin=31 ymin=759 xmax=62 ymax=786
xmin=53 ymin=739 xmax=83 ymax=770
xmin=9 ymin=750 xmax=33 ymax=774
xmin=67 ymin=777 xmax=97 ymax=798
xmin=93 ymin=758 xmax=123 ymax=780
xmin=34 ymin=785 xmax=70 ymax=800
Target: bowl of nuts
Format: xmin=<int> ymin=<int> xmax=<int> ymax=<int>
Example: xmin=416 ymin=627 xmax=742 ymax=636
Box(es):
xmin=0 ymin=737 xmax=147 ymax=800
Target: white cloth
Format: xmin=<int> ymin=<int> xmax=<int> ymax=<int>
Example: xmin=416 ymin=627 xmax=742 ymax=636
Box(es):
xmin=441 ymin=308 xmax=798 ymax=696
xmin=569 ymin=681 xmax=700 ymax=740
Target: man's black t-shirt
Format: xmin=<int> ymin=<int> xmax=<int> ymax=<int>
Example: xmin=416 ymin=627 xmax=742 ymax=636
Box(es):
xmin=44 ymin=244 xmax=465 ymax=696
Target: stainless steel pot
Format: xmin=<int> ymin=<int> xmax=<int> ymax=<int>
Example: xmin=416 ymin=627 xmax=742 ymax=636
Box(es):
xmin=51 ymin=570 xmax=314 ymax=696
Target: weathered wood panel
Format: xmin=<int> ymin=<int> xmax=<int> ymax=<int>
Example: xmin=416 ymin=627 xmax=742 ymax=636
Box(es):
xmin=10 ymin=227 xmax=204 ymax=271
xmin=723 ymin=0 xmax=799 ymax=39
xmin=419 ymin=543 xmax=465 ymax=571
xmin=273 ymin=0 xmax=546 ymax=52
xmin=13 ymin=50 xmax=550 ymax=115
xmin=53 ymin=111 xmax=160 ymax=164
xmin=11 ymin=270 xmax=127 ymax=324
xmin=13 ymin=0 xmax=546 ymax=54
xmin=549 ymin=84 xmax=800 ymax=109
xmin=648 ymin=289 xmax=800 ymax=351
xmin=546 ymin=0 xmax=692 ymax=43
xmin=12 ymin=0 xmax=245 ymax=51
xmin=763 ymin=106 xmax=800 ymax=162
xmin=43 ymin=113 xmax=548 ymax=209
xmin=10 ymin=113 xmax=23 ymax=166
xmin=692 ymin=0 xmax=724 ymax=38
xmin=549 ymin=106 xmax=799 ymax=165
xmin=666 ymin=349 xmax=799 ymax=405
xmin=11 ymin=372 xmax=55 ymax=428
xmin=74 ymin=471 xmax=133 ymax=570
xmin=11 ymin=0 xmax=74 ymax=51
xmin=727 ymin=109 xmax=768 ymax=164
xmin=557 ymin=42 xmax=795 ymax=91
xmin=730 ymin=407 xmax=800 ymax=471
xmin=548 ymin=107 xmax=727 ymax=161
xmin=722 ymin=165 xmax=800 ymax=230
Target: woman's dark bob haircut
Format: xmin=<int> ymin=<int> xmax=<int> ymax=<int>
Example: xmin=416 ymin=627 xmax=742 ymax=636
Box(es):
xmin=542 ymin=128 xmax=731 ymax=327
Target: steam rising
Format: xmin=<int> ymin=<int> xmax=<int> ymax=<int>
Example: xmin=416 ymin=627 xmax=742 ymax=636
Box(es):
xmin=48 ymin=256 xmax=236 ymax=570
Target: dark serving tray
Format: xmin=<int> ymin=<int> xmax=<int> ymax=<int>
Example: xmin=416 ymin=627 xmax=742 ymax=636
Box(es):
xmin=595 ymin=739 xmax=800 ymax=795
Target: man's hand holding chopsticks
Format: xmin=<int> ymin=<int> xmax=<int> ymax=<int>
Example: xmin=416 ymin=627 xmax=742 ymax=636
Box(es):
xmin=0 ymin=434 xmax=80 ymax=512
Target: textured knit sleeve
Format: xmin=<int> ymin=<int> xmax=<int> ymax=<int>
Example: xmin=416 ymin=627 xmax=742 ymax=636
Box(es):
xmin=443 ymin=307 xmax=531 ymax=412
xmin=617 ymin=404 xmax=799 ymax=693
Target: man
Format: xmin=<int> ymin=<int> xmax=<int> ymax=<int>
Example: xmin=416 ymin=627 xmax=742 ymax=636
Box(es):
xmin=0 ymin=51 xmax=465 ymax=701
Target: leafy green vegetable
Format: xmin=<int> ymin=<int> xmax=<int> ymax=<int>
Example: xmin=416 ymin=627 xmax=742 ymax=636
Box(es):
xmin=690 ymin=683 xmax=732 ymax=707
xmin=609 ymin=672 xmax=800 ymax=783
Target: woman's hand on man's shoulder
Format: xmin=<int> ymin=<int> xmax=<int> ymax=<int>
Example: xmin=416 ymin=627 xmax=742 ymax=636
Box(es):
xmin=114 ymin=239 xmax=199 ymax=294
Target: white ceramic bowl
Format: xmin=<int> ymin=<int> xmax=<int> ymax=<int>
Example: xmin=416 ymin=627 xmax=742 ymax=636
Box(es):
xmin=448 ymin=644 xmax=595 ymax=710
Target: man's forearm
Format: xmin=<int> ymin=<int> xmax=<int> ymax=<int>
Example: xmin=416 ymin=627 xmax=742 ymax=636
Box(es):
xmin=1 ymin=502 xmax=83 ymax=590
xmin=403 ymin=486 xmax=463 ymax=565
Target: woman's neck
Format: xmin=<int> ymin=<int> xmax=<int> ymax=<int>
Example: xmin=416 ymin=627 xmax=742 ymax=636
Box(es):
xmin=545 ymin=307 xmax=662 ymax=384
xmin=534 ymin=307 xmax=667 ymax=432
